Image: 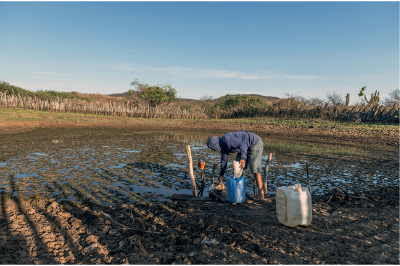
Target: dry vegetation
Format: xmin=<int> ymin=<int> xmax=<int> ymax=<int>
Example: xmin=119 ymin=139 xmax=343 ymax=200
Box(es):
xmin=1 ymin=81 xmax=398 ymax=123
xmin=69 ymin=91 xmax=127 ymax=103
xmin=1 ymin=91 xmax=398 ymax=123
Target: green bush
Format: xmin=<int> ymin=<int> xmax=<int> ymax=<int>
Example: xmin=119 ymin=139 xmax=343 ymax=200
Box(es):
xmin=180 ymin=104 xmax=193 ymax=111
xmin=130 ymin=79 xmax=177 ymax=106
xmin=0 ymin=82 xmax=90 ymax=102
xmin=212 ymin=94 xmax=268 ymax=110
xmin=0 ymin=82 xmax=36 ymax=99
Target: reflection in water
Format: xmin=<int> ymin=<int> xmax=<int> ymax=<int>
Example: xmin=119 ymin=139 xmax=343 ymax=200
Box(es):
xmin=0 ymin=131 xmax=398 ymax=206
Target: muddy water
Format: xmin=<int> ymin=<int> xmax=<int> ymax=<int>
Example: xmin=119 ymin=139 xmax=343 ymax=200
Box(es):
xmin=0 ymin=128 xmax=398 ymax=206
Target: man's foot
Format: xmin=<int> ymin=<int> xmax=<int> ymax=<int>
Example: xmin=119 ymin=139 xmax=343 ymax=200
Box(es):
xmin=254 ymin=193 xmax=264 ymax=201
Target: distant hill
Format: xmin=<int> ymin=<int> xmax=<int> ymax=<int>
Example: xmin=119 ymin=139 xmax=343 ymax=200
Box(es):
xmin=230 ymin=94 xmax=280 ymax=103
xmin=108 ymin=92 xmax=132 ymax=98
xmin=108 ymin=92 xmax=280 ymax=104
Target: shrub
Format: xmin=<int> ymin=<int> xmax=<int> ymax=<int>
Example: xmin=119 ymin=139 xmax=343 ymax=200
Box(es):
xmin=326 ymin=91 xmax=344 ymax=105
xmin=213 ymin=94 xmax=268 ymax=110
xmin=0 ymin=82 xmax=90 ymax=102
xmin=130 ymin=79 xmax=177 ymax=106
xmin=384 ymin=89 xmax=400 ymax=106
xmin=180 ymin=104 xmax=193 ymax=111
xmin=273 ymin=97 xmax=299 ymax=108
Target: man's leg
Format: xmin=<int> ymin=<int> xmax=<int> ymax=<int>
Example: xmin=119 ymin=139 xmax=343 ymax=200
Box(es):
xmin=254 ymin=172 xmax=264 ymax=199
xmin=248 ymin=140 xmax=264 ymax=200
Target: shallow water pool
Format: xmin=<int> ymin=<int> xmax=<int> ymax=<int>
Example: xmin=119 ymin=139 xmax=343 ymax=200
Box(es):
xmin=0 ymin=129 xmax=398 ymax=206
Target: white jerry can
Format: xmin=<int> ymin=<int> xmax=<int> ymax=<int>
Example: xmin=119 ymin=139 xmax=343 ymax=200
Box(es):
xmin=276 ymin=184 xmax=312 ymax=227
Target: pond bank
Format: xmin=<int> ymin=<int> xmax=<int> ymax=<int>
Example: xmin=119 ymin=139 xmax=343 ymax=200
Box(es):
xmin=0 ymin=187 xmax=398 ymax=264
xmin=0 ymin=117 xmax=398 ymax=147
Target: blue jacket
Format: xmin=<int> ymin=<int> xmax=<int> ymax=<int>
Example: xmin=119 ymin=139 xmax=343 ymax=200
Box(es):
xmin=207 ymin=131 xmax=261 ymax=177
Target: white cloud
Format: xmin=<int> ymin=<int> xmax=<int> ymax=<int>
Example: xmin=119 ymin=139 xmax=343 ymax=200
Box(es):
xmin=112 ymin=63 xmax=265 ymax=79
xmin=279 ymin=74 xmax=324 ymax=80
xmin=257 ymin=70 xmax=324 ymax=80
xmin=113 ymin=64 xmax=139 ymax=71
xmin=112 ymin=62 xmax=326 ymax=81
xmin=162 ymin=67 xmax=264 ymax=80
xmin=34 ymin=72 xmax=69 ymax=76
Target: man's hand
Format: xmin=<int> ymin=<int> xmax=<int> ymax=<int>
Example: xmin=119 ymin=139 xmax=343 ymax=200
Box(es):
xmin=218 ymin=175 xmax=224 ymax=182
xmin=239 ymin=159 xmax=246 ymax=169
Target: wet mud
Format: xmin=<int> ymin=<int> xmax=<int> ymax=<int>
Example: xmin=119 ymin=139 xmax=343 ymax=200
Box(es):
xmin=0 ymin=118 xmax=398 ymax=147
xmin=0 ymin=188 xmax=398 ymax=265
xmin=0 ymin=128 xmax=398 ymax=206
xmin=0 ymin=127 xmax=399 ymax=264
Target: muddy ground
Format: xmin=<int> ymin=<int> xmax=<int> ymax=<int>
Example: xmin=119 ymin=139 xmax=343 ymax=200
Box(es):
xmin=0 ymin=187 xmax=398 ymax=265
xmin=0 ymin=118 xmax=398 ymax=147
xmin=0 ymin=118 xmax=399 ymax=264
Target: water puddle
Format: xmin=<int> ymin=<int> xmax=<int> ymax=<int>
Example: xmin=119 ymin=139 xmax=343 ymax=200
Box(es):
xmin=109 ymin=163 xmax=127 ymax=169
xmin=281 ymin=162 xmax=302 ymax=169
xmin=122 ymin=150 xmax=141 ymax=153
xmin=0 ymin=130 xmax=397 ymax=206
xmin=33 ymin=152 xmax=48 ymax=156
xmin=168 ymin=163 xmax=187 ymax=169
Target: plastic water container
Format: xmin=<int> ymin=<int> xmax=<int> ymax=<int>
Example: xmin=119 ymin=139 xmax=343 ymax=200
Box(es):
xmin=233 ymin=160 xmax=243 ymax=178
xmin=276 ymin=184 xmax=312 ymax=227
xmin=226 ymin=175 xmax=245 ymax=203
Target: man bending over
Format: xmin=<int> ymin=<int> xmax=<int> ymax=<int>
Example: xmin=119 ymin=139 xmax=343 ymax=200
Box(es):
xmin=206 ymin=131 xmax=265 ymax=201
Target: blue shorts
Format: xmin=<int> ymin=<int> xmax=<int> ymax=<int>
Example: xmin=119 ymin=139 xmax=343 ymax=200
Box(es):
xmin=235 ymin=139 xmax=263 ymax=174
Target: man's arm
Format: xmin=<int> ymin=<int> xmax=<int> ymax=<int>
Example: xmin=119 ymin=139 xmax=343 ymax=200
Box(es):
xmin=219 ymin=152 xmax=229 ymax=179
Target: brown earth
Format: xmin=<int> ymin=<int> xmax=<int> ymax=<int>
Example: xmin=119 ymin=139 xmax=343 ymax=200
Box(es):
xmin=0 ymin=118 xmax=398 ymax=147
xmin=0 ymin=118 xmax=398 ymax=264
xmin=0 ymin=188 xmax=398 ymax=265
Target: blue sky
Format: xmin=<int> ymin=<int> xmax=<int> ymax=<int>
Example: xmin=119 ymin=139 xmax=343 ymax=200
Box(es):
xmin=0 ymin=1 xmax=398 ymax=103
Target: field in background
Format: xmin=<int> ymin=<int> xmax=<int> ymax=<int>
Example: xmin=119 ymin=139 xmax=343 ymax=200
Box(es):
xmin=1 ymin=81 xmax=398 ymax=123
xmin=0 ymin=107 xmax=398 ymax=148
xmin=1 ymin=91 xmax=398 ymax=123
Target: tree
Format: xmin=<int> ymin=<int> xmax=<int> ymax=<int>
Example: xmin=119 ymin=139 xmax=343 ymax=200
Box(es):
xmin=213 ymin=94 xmax=267 ymax=110
xmin=356 ymin=86 xmax=367 ymax=105
xmin=283 ymin=93 xmax=326 ymax=107
xmin=326 ymin=91 xmax=344 ymax=105
xmin=384 ymin=89 xmax=400 ymax=106
xmin=130 ymin=78 xmax=177 ymax=106
xmin=199 ymin=94 xmax=213 ymax=101
xmin=306 ymin=97 xmax=326 ymax=107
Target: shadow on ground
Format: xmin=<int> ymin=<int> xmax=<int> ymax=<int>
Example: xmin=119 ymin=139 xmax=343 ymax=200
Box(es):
xmin=0 ymin=184 xmax=398 ymax=264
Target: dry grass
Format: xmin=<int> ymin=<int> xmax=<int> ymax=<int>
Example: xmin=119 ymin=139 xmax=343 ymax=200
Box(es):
xmin=69 ymin=91 xmax=129 ymax=103
xmin=0 ymin=92 xmax=398 ymax=123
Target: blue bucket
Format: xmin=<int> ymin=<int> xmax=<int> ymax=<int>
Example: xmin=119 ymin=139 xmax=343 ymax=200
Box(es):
xmin=226 ymin=175 xmax=245 ymax=203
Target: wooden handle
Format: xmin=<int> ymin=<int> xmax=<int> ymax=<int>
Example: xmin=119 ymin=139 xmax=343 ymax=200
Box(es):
xmin=306 ymin=162 xmax=311 ymax=194
xmin=186 ymin=145 xmax=197 ymax=197
xmin=263 ymin=153 xmax=273 ymax=195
